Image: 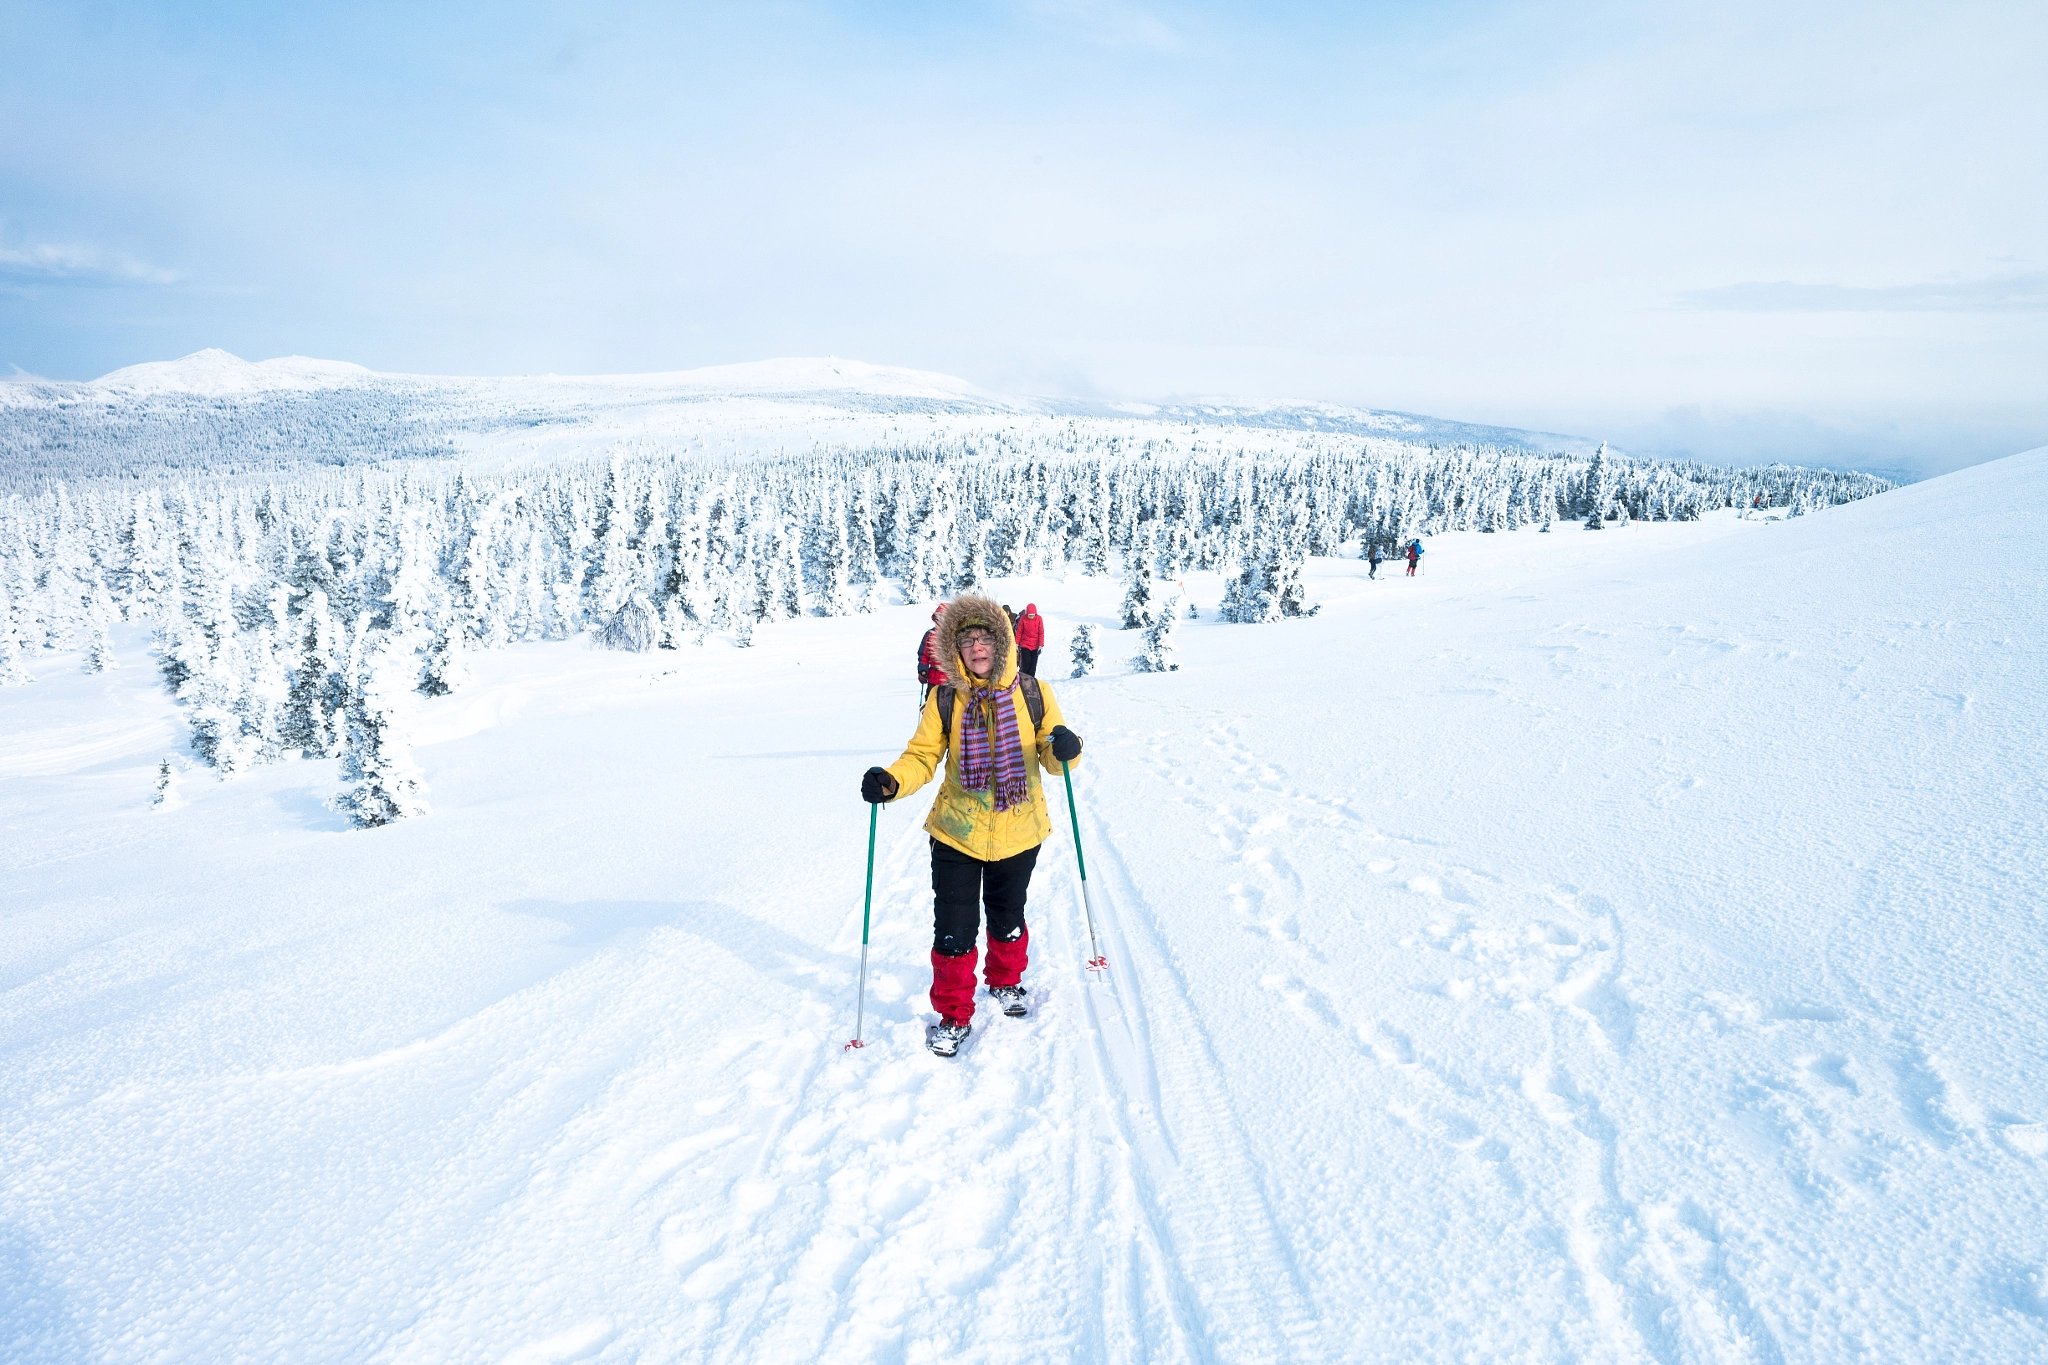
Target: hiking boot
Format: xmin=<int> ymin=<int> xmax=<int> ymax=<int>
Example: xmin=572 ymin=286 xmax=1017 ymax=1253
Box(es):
xmin=926 ymin=1019 xmax=972 ymax=1057
xmin=988 ymin=984 xmax=1029 ymax=1017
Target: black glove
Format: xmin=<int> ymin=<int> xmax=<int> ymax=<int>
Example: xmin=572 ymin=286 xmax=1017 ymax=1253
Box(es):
xmin=861 ymin=766 xmax=898 ymax=804
xmin=1048 ymin=726 xmax=1082 ymax=762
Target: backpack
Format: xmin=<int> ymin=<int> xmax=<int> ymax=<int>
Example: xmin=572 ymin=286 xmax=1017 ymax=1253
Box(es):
xmin=937 ymin=674 xmax=1045 ymax=746
xmin=916 ymin=628 xmax=935 ymax=681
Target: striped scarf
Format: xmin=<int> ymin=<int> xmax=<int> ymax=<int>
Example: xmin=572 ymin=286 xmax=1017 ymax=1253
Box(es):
xmin=958 ymin=676 xmax=1030 ymax=812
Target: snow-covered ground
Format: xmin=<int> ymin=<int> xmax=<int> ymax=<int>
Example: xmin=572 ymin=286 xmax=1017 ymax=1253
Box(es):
xmin=4 ymin=450 xmax=2044 ymax=1363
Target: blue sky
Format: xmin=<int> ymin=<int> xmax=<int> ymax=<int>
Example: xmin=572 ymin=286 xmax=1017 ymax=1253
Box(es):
xmin=2 ymin=0 xmax=2043 ymax=477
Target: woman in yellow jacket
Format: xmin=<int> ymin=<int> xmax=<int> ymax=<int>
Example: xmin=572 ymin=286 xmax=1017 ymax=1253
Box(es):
xmin=861 ymin=594 xmax=1084 ymax=1056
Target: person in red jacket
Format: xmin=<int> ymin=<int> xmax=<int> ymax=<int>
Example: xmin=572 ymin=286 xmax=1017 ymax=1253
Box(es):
xmin=917 ymin=605 xmax=949 ymax=701
xmin=1014 ymin=602 xmax=1046 ymax=676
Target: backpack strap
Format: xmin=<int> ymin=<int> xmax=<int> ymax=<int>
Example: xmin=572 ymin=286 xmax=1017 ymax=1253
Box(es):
xmin=937 ymin=676 xmax=1045 ymax=747
xmin=1019 ymin=674 xmax=1045 ymax=734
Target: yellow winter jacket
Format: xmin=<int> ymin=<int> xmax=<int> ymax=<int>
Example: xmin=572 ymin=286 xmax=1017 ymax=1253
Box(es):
xmin=884 ymin=655 xmax=1077 ymax=862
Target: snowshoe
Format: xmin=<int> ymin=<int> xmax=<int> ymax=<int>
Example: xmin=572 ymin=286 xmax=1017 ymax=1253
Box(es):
xmin=926 ymin=1020 xmax=972 ymax=1057
xmin=989 ymin=984 xmax=1029 ymax=1017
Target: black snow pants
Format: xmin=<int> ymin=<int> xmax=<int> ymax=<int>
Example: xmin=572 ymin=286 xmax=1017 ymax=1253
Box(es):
xmin=931 ymin=838 xmax=1040 ymax=956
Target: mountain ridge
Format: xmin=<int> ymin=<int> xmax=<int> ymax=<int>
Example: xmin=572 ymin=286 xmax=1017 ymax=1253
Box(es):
xmin=3 ymin=349 xmax=1604 ymax=456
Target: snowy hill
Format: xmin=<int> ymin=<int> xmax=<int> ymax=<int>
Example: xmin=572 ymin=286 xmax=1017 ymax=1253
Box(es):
xmin=88 ymin=347 xmax=376 ymax=395
xmin=2 ymin=449 xmax=2042 ymax=1361
xmin=1 ymin=350 xmax=1611 ymax=487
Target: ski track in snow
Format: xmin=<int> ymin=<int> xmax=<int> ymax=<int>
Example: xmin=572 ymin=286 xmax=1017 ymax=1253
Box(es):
xmin=1058 ymin=784 xmax=1329 ymax=1363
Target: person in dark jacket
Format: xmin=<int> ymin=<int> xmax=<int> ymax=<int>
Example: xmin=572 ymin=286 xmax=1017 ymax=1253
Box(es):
xmin=1367 ymin=545 xmax=1382 ymax=579
xmin=1014 ymin=602 xmax=1045 ymax=676
xmin=1406 ymin=541 xmax=1422 ymax=576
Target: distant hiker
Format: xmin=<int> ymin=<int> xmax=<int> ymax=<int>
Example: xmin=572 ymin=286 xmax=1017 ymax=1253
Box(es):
xmin=1367 ymin=545 xmax=1382 ymax=579
xmin=1003 ymin=604 xmax=1018 ymax=630
xmin=1406 ymin=540 xmax=1422 ymax=576
xmin=861 ymin=594 xmax=1084 ymax=1057
xmin=1015 ymin=602 xmax=1045 ymax=676
xmin=916 ymin=605 xmax=948 ymax=702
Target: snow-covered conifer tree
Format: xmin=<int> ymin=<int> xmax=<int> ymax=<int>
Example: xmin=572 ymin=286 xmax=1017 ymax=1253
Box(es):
xmin=1132 ymin=591 xmax=1181 ymax=672
xmin=907 ymin=480 xmax=954 ymax=600
xmin=0 ymin=612 xmax=30 ymax=686
xmin=84 ymin=622 xmax=115 ymax=673
xmin=419 ymin=625 xmax=467 ymax=695
xmin=455 ymin=490 xmax=519 ymax=651
xmin=239 ymin=625 xmax=291 ymax=761
xmin=586 ymin=512 xmax=636 ymax=621
xmin=884 ymin=481 xmax=914 ymax=580
xmin=585 ymin=505 xmax=655 ymax=654
xmin=116 ymin=492 xmax=172 ymax=618
xmin=1069 ymin=622 xmax=1096 ymax=678
xmin=1082 ymin=509 xmax=1109 ymax=576
xmin=1268 ymin=542 xmax=1313 ymax=618
xmin=333 ymin=637 xmax=430 ymax=827
xmin=153 ymin=756 xmax=182 ymax=810
xmin=848 ymin=475 xmax=883 ymax=612
xmin=957 ymin=525 xmax=988 ymax=594
xmin=181 ymin=628 xmax=259 ymax=773
xmin=597 ymin=588 xmax=660 ymax=651
xmin=282 ymin=587 xmax=343 ymax=758
xmin=816 ymin=488 xmax=854 ymax=616
xmin=1218 ymin=552 xmax=1269 ymax=623
xmin=665 ymin=487 xmax=710 ymax=628
xmin=544 ymin=544 xmax=580 ymax=640
xmin=1120 ymin=546 xmax=1156 ymax=629
xmin=381 ymin=503 xmax=462 ymax=692
xmin=772 ymin=509 xmax=806 ymax=620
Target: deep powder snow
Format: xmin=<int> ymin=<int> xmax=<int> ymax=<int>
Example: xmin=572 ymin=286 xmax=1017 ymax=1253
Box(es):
xmin=3 ymin=450 xmax=2045 ymax=1363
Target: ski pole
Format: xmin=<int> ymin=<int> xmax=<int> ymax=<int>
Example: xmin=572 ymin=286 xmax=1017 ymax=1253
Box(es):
xmin=846 ymin=802 xmax=878 ymax=1051
xmin=1060 ymin=759 xmax=1107 ymax=971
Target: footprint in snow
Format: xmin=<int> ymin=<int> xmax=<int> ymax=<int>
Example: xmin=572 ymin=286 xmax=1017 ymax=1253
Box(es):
xmin=2002 ymin=1122 xmax=2048 ymax=1158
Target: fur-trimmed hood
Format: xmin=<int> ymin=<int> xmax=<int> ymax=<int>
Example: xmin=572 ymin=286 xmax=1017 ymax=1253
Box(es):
xmin=934 ymin=593 xmax=1016 ymax=689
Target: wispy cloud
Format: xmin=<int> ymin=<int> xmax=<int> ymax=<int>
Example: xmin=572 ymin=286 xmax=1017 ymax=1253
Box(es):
xmin=1023 ymin=1 xmax=1178 ymax=53
xmin=0 ymin=242 xmax=185 ymax=287
xmin=1678 ymin=272 xmax=2048 ymax=313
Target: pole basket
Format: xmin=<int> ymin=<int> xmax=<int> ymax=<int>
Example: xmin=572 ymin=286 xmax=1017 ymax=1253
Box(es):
xmin=844 ymin=1038 xmax=865 ymax=1051
xmin=1087 ymin=955 xmax=1108 ymax=972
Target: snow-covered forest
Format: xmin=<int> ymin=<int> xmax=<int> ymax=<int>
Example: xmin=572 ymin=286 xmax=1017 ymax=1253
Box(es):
xmin=0 ymin=433 xmax=1887 ymax=822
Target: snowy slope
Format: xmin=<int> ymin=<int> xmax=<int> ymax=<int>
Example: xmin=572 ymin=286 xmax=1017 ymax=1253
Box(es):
xmin=87 ymin=348 xmax=376 ymax=395
xmin=3 ymin=451 xmax=2044 ymax=1362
